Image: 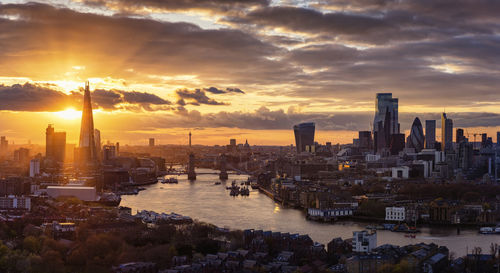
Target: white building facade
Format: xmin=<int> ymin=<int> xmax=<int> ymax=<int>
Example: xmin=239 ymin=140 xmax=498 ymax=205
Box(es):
xmin=352 ymin=230 xmax=377 ymax=253
xmin=385 ymin=207 xmax=406 ymax=221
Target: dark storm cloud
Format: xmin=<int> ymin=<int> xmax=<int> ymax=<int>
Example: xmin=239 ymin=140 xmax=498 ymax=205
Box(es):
xmin=204 ymin=87 xmax=245 ymax=94
xmin=176 ymin=89 xmax=228 ymax=105
xmin=0 ymin=2 xmax=286 ymax=84
xmin=1 ymin=1 xmax=500 ymax=131
xmin=81 ymin=0 xmax=269 ymax=14
xmin=88 ymin=89 xmax=171 ymax=110
xmin=0 ymin=83 xmax=171 ymax=112
xmin=243 ymin=6 xmax=394 ymax=35
xmin=141 ymin=108 xmax=500 ymax=131
xmin=0 ymin=83 xmax=76 ymax=111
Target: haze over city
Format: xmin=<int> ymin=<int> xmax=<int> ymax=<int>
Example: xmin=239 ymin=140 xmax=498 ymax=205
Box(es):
xmin=1 ymin=0 xmax=500 ymax=145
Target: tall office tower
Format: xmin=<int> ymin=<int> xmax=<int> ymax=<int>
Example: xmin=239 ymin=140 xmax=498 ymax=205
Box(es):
xmin=358 ymin=131 xmax=372 ymax=149
xmin=102 ymin=145 xmax=117 ymax=161
xmin=441 ymin=113 xmax=453 ymax=152
xmin=0 ymin=136 xmax=7 ymax=155
xmin=407 ymin=117 xmax=424 ymax=152
xmin=149 ymin=138 xmax=155 ymax=147
xmin=374 ymin=108 xmax=392 ymax=153
xmin=29 ymin=159 xmax=40 ymax=178
xmin=456 ymin=128 xmax=465 ymax=144
xmin=77 ymin=81 xmax=97 ymax=165
xmin=230 ymin=139 xmax=236 ymax=146
xmin=389 ymin=133 xmax=405 ymax=155
xmin=293 ymin=122 xmax=315 ymax=153
xmin=497 ymin=132 xmax=500 ymax=146
xmin=481 ymin=133 xmax=488 ymax=148
xmin=94 ymin=129 xmax=101 ymax=159
xmin=425 ymin=120 xmax=436 ymax=149
xmin=14 ymin=148 xmax=30 ymax=163
xmin=46 ymin=124 xmax=66 ymax=163
xmin=458 ymin=142 xmax=473 ymax=170
xmin=373 ymin=93 xmax=399 ymax=136
xmin=115 ymin=142 xmax=120 ymax=156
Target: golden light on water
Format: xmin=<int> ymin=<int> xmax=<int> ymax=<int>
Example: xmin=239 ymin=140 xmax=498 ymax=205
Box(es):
xmin=273 ymin=203 xmax=281 ymax=214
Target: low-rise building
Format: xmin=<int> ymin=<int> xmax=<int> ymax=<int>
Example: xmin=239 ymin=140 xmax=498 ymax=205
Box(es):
xmin=0 ymin=196 xmax=31 ymax=210
xmin=385 ymin=207 xmax=405 ymax=221
xmin=392 ymin=166 xmax=409 ymax=179
xmin=352 ymin=230 xmax=377 ymax=253
xmin=46 ymin=186 xmax=97 ymax=201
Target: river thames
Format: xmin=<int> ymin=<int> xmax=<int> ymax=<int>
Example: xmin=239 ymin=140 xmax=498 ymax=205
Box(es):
xmin=120 ymin=169 xmax=495 ymax=257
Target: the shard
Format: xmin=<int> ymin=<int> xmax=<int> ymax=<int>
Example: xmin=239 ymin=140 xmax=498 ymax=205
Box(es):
xmin=77 ymin=81 xmax=97 ymax=165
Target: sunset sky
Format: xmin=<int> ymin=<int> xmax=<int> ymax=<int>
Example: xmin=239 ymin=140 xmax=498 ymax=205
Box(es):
xmin=1 ymin=0 xmax=500 ymax=145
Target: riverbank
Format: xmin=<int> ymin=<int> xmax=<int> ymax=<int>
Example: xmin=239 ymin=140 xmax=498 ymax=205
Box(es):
xmin=120 ymin=169 xmax=493 ymax=257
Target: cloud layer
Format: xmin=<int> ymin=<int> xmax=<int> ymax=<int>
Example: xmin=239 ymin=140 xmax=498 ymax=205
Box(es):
xmin=0 ymin=83 xmax=171 ymax=112
xmin=0 ymin=0 xmax=500 ymax=138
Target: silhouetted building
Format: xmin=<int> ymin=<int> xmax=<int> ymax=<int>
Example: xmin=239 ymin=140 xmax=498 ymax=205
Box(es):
xmin=456 ymin=128 xmax=465 ymax=144
xmin=46 ymin=124 xmax=66 ymax=163
xmin=480 ymin=133 xmax=492 ymax=148
xmin=358 ymin=131 xmax=372 ymax=149
xmin=149 ymin=138 xmax=155 ymax=147
xmin=373 ymin=93 xmax=399 ymax=136
xmin=14 ymin=148 xmax=29 ymax=163
xmin=390 ymin=133 xmax=405 ymax=155
xmin=102 ymin=145 xmax=117 ymax=162
xmin=497 ymin=132 xmax=500 ymax=146
xmin=458 ymin=142 xmax=473 ymax=170
xmin=0 ymin=136 xmax=8 ymax=156
xmin=374 ymin=107 xmax=392 ymax=154
xmin=76 ymin=81 xmax=98 ymax=167
xmin=407 ymin=117 xmax=424 ymax=152
xmin=441 ymin=113 xmax=453 ymax=152
xmin=425 ymin=120 xmax=436 ymax=149
xmin=293 ymin=122 xmax=315 ymax=153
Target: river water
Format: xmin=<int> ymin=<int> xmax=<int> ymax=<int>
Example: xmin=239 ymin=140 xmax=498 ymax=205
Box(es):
xmin=120 ymin=169 xmax=497 ymax=257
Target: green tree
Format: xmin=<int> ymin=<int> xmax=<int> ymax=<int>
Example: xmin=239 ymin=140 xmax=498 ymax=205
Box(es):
xmin=23 ymin=236 xmax=42 ymax=254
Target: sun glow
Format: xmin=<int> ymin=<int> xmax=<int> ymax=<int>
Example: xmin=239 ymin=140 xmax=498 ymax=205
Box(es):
xmin=54 ymin=108 xmax=82 ymax=120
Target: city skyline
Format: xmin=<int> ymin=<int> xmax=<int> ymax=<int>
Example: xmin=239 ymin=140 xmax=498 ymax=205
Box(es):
xmin=1 ymin=1 xmax=500 ymax=145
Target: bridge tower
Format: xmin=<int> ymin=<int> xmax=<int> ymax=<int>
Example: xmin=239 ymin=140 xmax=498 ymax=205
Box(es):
xmin=219 ymin=153 xmax=228 ymax=180
xmin=187 ymin=131 xmax=196 ymax=180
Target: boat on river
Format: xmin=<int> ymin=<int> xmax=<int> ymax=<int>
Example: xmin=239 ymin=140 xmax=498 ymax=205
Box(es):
xmin=240 ymin=187 xmax=250 ymax=196
xmin=160 ymin=177 xmax=178 ymax=184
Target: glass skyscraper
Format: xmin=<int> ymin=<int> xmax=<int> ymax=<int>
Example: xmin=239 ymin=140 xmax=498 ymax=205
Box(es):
xmin=441 ymin=112 xmax=453 ymax=152
xmin=425 ymin=120 xmax=436 ymax=149
xmin=373 ymin=93 xmax=399 ymax=135
xmin=408 ymin=117 xmax=424 ymax=152
xmin=77 ymin=81 xmax=98 ymax=165
xmin=293 ymin=122 xmax=315 ymax=153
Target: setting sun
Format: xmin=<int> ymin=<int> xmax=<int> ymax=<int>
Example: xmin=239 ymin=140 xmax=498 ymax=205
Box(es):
xmin=54 ymin=108 xmax=82 ymax=120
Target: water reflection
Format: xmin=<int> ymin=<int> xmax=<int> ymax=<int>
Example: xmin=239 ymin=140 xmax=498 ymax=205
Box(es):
xmin=121 ymin=168 xmax=492 ymax=257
